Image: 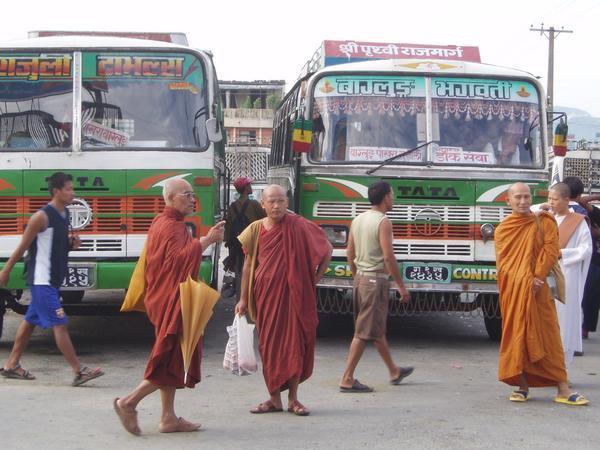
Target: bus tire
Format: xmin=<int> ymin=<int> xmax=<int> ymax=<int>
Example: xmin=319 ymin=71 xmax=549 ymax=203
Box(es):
xmin=0 ymin=293 xmax=6 ymax=340
xmin=484 ymin=316 xmax=502 ymax=342
xmin=60 ymin=290 xmax=85 ymax=304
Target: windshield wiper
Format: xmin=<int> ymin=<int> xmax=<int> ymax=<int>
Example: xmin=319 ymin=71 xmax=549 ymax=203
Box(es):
xmin=366 ymin=141 xmax=433 ymax=175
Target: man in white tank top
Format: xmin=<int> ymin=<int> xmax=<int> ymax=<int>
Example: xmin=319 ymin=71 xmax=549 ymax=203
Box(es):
xmin=339 ymin=181 xmax=414 ymax=392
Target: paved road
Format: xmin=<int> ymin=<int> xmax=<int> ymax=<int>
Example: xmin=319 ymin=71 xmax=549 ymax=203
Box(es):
xmin=1 ymin=291 xmax=599 ymax=449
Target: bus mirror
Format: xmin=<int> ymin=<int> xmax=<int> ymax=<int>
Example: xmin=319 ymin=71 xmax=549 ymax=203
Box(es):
xmin=417 ymin=113 xmax=427 ymax=141
xmin=205 ymin=118 xmax=223 ymax=143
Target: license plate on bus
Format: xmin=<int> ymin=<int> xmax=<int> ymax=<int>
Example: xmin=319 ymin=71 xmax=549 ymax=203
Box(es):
xmin=402 ymin=263 xmax=451 ymax=284
xmin=61 ymin=266 xmax=95 ymax=289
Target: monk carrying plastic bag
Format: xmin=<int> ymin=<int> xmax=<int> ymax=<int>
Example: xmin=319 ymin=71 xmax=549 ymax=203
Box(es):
xmin=223 ymin=315 xmax=257 ymax=376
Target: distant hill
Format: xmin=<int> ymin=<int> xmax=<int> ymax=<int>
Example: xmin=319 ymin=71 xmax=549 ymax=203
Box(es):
xmin=555 ymin=106 xmax=600 ymax=141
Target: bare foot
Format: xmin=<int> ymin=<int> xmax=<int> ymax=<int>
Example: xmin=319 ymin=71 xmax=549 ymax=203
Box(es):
xmin=159 ymin=417 xmax=201 ymax=433
xmin=113 ymin=398 xmax=141 ymax=436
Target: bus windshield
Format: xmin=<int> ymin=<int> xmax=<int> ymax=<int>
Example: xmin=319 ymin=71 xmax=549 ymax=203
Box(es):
xmin=310 ymin=75 xmax=424 ymax=163
xmin=82 ymin=52 xmax=208 ymax=150
xmin=0 ymin=53 xmax=73 ymax=150
xmin=0 ymin=51 xmax=208 ymax=151
xmin=309 ymin=75 xmax=543 ymax=168
xmin=432 ymin=77 xmax=542 ymax=168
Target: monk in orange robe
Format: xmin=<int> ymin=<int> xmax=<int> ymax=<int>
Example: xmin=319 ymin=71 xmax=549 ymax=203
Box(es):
xmin=235 ymin=185 xmax=332 ymax=416
xmin=495 ymin=182 xmax=588 ymax=406
xmin=114 ymin=178 xmax=224 ymax=435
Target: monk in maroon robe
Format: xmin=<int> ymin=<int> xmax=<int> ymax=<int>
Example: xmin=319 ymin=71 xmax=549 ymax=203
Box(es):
xmin=114 ymin=178 xmax=224 ymax=435
xmin=236 ymin=185 xmax=332 ymax=416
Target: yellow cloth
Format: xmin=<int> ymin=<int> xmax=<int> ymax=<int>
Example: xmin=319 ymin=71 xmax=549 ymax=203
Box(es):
xmin=120 ymin=245 xmax=147 ymax=313
xmin=179 ymin=276 xmax=220 ymax=380
xmin=237 ymin=218 xmax=264 ymax=321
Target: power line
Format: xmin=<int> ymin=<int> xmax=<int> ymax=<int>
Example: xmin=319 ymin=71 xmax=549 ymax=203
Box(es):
xmin=529 ymin=24 xmax=573 ymax=140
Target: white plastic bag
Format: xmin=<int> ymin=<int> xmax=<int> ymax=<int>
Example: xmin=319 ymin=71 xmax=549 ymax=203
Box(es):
xmin=223 ymin=315 xmax=257 ymax=376
xmin=223 ymin=315 xmax=240 ymax=374
xmin=237 ymin=315 xmax=258 ymax=375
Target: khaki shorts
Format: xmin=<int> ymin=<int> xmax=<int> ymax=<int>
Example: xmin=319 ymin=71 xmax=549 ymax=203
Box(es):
xmin=353 ymin=273 xmax=390 ymax=341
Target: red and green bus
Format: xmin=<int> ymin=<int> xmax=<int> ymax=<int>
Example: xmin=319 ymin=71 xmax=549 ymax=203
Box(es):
xmin=270 ymin=41 xmax=551 ymax=339
xmin=0 ymin=32 xmax=226 ymax=335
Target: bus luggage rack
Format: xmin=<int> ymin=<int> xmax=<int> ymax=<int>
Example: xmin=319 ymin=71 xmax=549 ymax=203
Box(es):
xmin=316 ymin=288 xmax=500 ymax=319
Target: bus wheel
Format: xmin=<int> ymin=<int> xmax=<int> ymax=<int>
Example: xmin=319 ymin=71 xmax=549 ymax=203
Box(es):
xmin=0 ymin=291 xmax=7 ymax=340
xmin=6 ymin=290 xmax=28 ymax=315
xmin=484 ymin=316 xmax=502 ymax=342
xmin=60 ymin=290 xmax=85 ymax=304
xmin=479 ymin=294 xmax=502 ymax=342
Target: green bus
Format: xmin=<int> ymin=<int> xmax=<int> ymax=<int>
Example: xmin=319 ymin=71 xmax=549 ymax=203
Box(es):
xmin=0 ymin=32 xmax=227 ymax=336
xmin=270 ymin=41 xmax=550 ymax=339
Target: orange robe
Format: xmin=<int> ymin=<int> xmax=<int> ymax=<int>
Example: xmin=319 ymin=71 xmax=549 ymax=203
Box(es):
xmin=495 ymin=211 xmax=567 ymax=387
xmin=143 ymin=207 xmax=203 ymax=388
xmin=238 ymin=214 xmax=330 ymax=394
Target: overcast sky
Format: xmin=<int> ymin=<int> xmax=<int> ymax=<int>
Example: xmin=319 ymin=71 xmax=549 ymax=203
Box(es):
xmin=1 ymin=0 xmax=598 ymax=115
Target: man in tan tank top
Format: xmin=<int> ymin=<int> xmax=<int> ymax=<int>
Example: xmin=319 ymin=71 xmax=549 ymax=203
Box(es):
xmin=339 ymin=181 xmax=414 ymax=392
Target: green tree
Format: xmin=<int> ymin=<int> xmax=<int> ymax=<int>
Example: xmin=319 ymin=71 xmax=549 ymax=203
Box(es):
xmin=241 ymin=96 xmax=253 ymax=109
xmin=253 ymin=98 xmax=262 ymax=109
xmin=267 ymin=93 xmax=282 ymax=110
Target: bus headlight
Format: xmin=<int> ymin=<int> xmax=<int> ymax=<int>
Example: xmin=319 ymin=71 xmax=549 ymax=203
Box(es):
xmin=320 ymin=225 xmax=348 ymax=246
xmin=480 ymin=223 xmax=495 ymax=242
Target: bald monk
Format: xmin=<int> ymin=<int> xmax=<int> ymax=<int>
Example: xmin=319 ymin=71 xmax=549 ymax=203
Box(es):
xmin=495 ymin=182 xmax=589 ymax=406
xmin=235 ymin=185 xmax=332 ymax=416
xmin=114 ymin=178 xmax=225 ymax=435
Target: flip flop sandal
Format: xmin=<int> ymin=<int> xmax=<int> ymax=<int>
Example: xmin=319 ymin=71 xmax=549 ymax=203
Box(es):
xmin=288 ymin=401 xmax=310 ymax=416
xmin=554 ymin=393 xmax=590 ymax=406
xmin=250 ymin=401 xmax=283 ymax=414
xmin=1 ymin=364 xmax=35 ymax=380
xmin=339 ymin=379 xmax=374 ymax=393
xmin=113 ymin=398 xmax=141 ymax=436
xmin=509 ymin=390 xmax=530 ymax=402
xmin=72 ymin=366 xmax=104 ymax=386
xmin=391 ymin=367 xmax=415 ymax=385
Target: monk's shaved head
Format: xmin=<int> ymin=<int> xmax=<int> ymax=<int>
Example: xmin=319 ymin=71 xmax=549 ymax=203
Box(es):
xmin=507 ymin=182 xmax=531 ymax=198
xmin=506 ymin=182 xmax=532 ymax=215
xmin=163 ymin=178 xmax=192 ymax=205
xmin=261 ymin=184 xmax=288 ymax=223
xmin=549 ymin=182 xmax=571 ymax=199
xmin=262 ymin=184 xmax=286 ymax=198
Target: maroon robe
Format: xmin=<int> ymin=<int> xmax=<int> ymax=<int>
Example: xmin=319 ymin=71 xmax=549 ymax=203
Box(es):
xmin=252 ymin=214 xmax=330 ymax=394
xmin=143 ymin=207 xmax=202 ymax=388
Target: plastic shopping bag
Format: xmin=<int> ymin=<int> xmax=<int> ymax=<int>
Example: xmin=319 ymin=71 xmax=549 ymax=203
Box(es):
xmin=237 ymin=315 xmax=258 ymax=375
xmin=223 ymin=315 xmax=257 ymax=376
xmin=223 ymin=315 xmax=240 ymax=374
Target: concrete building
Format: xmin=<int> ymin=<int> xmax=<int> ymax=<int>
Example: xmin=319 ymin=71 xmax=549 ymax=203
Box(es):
xmin=219 ymin=80 xmax=285 ymax=200
xmin=220 ymin=79 xmax=285 ymax=147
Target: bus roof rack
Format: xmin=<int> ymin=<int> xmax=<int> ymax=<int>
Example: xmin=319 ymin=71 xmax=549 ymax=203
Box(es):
xmin=27 ymin=31 xmax=188 ymax=46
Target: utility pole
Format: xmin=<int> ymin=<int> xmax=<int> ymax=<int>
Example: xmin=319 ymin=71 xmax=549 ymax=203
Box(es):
xmin=530 ymin=24 xmax=573 ymax=141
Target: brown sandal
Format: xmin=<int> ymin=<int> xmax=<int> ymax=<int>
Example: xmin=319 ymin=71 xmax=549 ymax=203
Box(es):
xmin=72 ymin=366 xmax=104 ymax=386
xmin=1 ymin=364 xmax=35 ymax=380
xmin=250 ymin=400 xmax=283 ymax=414
xmin=288 ymin=400 xmax=310 ymax=416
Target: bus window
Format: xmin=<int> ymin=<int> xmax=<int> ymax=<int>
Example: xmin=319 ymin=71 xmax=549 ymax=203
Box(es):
xmin=81 ymin=52 xmax=208 ymax=150
xmin=310 ymin=75 xmax=425 ymax=164
xmin=432 ymin=77 xmax=542 ymax=168
xmin=0 ymin=54 xmax=73 ymax=150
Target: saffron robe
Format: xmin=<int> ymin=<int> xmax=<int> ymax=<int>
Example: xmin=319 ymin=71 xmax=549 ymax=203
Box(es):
xmin=495 ymin=212 xmax=568 ymax=387
xmin=555 ymin=213 xmax=591 ymax=367
xmin=238 ymin=214 xmax=330 ymax=394
xmin=143 ymin=207 xmax=203 ymax=388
